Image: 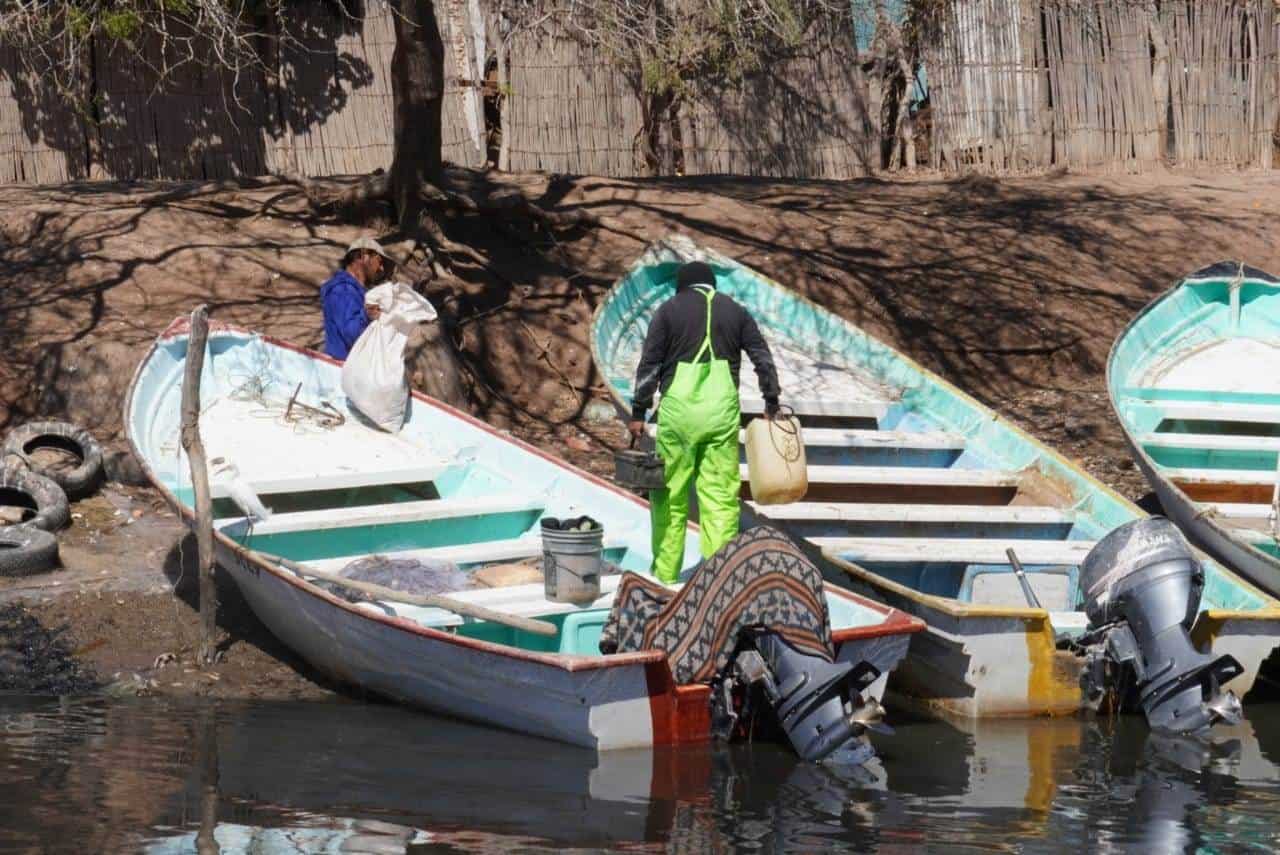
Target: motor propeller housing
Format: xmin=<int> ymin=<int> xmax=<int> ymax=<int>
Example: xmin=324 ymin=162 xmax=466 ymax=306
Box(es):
xmin=712 ymin=628 xmax=886 ymax=762
xmin=1077 ymin=517 xmax=1242 ymax=734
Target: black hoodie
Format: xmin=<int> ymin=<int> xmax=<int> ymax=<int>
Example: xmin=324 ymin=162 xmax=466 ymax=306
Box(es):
xmin=630 ymin=277 xmax=781 ymax=421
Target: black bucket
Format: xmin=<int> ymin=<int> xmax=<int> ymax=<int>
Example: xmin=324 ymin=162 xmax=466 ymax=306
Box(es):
xmin=613 ymin=437 xmax=664 ymax=491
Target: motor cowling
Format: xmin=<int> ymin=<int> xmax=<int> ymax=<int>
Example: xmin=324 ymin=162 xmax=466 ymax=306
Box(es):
xmin=711 ymin=628 xmax=887 ymax=763
xmin=1077 ymin=517 xmax=1242 ymax=734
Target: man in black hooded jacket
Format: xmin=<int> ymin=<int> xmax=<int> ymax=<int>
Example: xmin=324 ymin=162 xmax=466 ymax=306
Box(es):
xmin=627 ymin=260 xmax=782 ymax=582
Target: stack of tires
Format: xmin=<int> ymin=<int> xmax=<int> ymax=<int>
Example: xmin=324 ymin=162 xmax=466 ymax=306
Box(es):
xmin=1 ymin=421 xmax=103 ymax=577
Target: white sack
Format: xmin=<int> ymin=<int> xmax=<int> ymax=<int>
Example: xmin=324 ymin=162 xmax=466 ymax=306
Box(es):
xmin=341 ymin=281 xmax=438 ymax=431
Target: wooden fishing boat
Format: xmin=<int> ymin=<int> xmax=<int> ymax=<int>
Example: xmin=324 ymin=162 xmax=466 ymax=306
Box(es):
xmin=1110 ymin=262 xmax=1280 ymax=597
xmin=591 ymin=237 xmax=1280 ymax=719
xmin=124 ymin=316 xmax=922 ymax=751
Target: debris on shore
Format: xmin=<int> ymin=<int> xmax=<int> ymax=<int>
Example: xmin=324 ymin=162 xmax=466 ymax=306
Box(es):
xmin=0 ymin=602 xmax=98 ymax=694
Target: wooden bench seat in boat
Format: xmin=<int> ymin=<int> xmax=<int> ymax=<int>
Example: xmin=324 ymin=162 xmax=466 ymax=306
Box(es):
xmin=298 ymin=533 xmax=630 ymax=575
xmin=1149 ymin=400 xmax=1280 ymax=426
xmin=647 ymin=425 xmax=964 ymax=451
xmin=1164 ymin=467 xmax=1280 ymax=487
xmin=739 ymin=396 xmax=890 ymax=419
xmin=747 ymin=465 xmax=1021 ymax=488
xmin=1139 ymin=433 xmax=1280 ymax=453
xmin=812 ymin=537 xmax=1098 ymax=565
xmin=215 ymin=495 xmax=545 ymax=534
xmin=1197 ymin=502 xmax=1276 ymax=521
xmin=751 ymin=503 xmax=1072 ymax=525
xmin=209 ymin=462 xmax=449 ymax=500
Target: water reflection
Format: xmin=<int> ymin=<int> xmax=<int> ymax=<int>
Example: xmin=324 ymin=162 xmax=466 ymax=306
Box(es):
xmin=3 ymin=697 xmax=1280 ymax=853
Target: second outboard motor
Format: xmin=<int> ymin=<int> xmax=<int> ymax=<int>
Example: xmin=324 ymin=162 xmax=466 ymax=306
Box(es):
xmin=1077 ymin=517 xmax=1243 ymax=733
xmin=712 ymin=628 xmax=887 ymax=763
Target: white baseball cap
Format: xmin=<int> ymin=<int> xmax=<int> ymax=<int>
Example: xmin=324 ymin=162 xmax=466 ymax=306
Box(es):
xmin=346 ymin=236 xmax=393 ymax=261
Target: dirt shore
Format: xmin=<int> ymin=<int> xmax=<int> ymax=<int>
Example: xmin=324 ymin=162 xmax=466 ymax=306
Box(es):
xmin=3 ymin=168 xmax=1279 ymax=698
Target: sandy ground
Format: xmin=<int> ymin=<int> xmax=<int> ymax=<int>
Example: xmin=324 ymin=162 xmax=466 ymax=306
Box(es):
xmin=3 ymin=167 xmax=1280 ymax=697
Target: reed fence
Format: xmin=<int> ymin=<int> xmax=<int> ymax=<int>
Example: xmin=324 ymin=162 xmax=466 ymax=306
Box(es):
xmin=0 ymin=2 xmax=480 ymax=184
xmin=925 ymin=0 xmax=1279 ymax=172
xmin=0 ymin=0 xmax=1276 ymax=184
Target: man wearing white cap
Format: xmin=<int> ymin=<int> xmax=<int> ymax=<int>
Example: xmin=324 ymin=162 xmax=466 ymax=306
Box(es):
xmin=320 ymin=236 xmax=394 ymax=360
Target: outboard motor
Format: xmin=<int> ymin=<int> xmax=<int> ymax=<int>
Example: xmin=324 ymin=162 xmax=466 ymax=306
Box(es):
xmin=711 ymin=628 xmax=888 ymax=763
xmin=1077 ymin=517 xmax=1243 ymax=733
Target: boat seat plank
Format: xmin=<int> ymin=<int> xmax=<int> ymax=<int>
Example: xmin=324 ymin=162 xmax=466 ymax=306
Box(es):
xmin=1198 ymin=502 xmax=1276 ymax=521
xmin=1165 ymin=467 xmax=1280 ymax=487
xmin=745 ymin=465 xmax=1021 ymax=488
xmin=1140 ymin=433 xmax=1280 ymax=453
xmin=646 ymin=425 xmax=962 ymax=451
xmin=300 ymin=535 xmax=629 ymax=576
xmin=739 ymin=396 xmax=890 ymax=419
xmin=1123 ymin=387 xmax=1280 ymax=407
xmin=1149 ymin=401 xmax=1280 ymax=425
xmin=209 ymin=463 xmax=448 ymax=500
xmin=751 ymin=502 xmax=1071 ymax=525
xmin=216 ymin=495 xmax=544 ymax=536
xmin=813 ymin=537 xmax=1097 ymax=565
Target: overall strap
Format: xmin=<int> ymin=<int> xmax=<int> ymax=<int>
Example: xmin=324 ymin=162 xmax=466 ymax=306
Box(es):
xmin=691 ymin=286 xmax=717 ymax=362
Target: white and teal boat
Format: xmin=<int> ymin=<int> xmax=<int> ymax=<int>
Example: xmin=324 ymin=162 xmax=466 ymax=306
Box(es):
xmin=1110 ymin=262 xmax=1280 ymax=597
xmin=592 ymin=237 xmax=1280 ymax=719
xmin=124 ymin=316 xmax=921 ymax=751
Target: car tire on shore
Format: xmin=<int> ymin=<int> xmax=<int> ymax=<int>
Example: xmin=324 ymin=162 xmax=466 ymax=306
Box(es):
xmin=0 ymin=526 xmax=60 ymax=577
xmin=0 ymin=466 xmax=70 ymax=532
xmin=3 ymin=421 xmax=104 ymax=500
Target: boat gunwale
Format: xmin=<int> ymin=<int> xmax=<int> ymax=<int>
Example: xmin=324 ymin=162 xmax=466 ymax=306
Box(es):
xmin=124 ymin=316 xmax=921 ymax=681
xmin=1106 ymin=261 xmax=1280 ymax=600
xmin=595 ymin=240 xmax=1280 ymax=621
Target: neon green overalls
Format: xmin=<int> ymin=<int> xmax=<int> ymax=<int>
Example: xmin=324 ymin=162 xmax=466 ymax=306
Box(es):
xmin=650 ymin=286 xmax=742 ymax=583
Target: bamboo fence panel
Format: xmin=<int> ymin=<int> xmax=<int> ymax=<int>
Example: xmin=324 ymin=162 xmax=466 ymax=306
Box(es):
xmin=680 ymin=46 xmax=874 ymax=179
xmin=0 ymin=44 xmax=85 ymax=183
xmin=1162 ymin=0 xmax=1277 ymax=168
xmin=93 ymin=29 xmax=272 ymax=181
xmin=1043 ymin=1 xmax=1159 ymax=172
xmin=924 ymin=0 xmax=1047 ymax=171
xmin=504 ymin=18 xmax=646 ymax=176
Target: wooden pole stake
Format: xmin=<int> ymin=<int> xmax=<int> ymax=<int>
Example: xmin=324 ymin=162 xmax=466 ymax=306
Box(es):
xmin=180 ymin=305 xmax=218 ymax=666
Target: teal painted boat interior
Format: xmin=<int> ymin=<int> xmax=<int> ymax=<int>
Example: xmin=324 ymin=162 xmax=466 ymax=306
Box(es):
xmin=1109 ymin=263 xmax=1280 ymax=567
xmin=594 ymin=241 xmax=1274 ymax=616
xmin=131 ymin=328 xmax=884 ymax=658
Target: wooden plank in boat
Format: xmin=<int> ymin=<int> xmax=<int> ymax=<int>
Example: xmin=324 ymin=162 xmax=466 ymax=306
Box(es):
xmin=217 ymin=495 xmax=544 ymax=535
xmin=746 ymin=464 xmax=1021 ymax=487
xmin=1198 ymin=502 xmax=1275 ymax=520
xmin=751 ymin=502 xmax=1072 ymax=525
xmin=301 ymin=535 xmax=626 ymax=575
xmin=1139 ymin=433 xmax=1280 ymax=453
xmin=209 ymin=463 xmax=448 ymax=500
xmin=1166 ymin=467 xmax=1280 ymax=486
xmin=740 ymin=396 xmax=889 ymax=419
xmin=749 ymin=427 xmax=964 ymax=449
xmin=813 ymin=537 xmax=1097 ymax=565
xmin=1151 ymin=400 xmax=1280 ymax=425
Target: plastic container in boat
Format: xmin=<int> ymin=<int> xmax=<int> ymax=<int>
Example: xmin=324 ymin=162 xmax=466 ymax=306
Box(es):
xmin=744 ymin=414 xmax=807 ymax=505
xmin=541 ymin=516 xmax=604 ymax=604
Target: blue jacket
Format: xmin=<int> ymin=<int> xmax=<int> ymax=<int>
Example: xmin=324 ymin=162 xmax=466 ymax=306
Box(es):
xmin=320 ymin=270 xmax=370 ymax=360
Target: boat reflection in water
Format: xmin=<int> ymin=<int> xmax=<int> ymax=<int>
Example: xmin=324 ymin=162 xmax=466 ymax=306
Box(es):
xmin=4 ymin=696 xmax=1280 ymax=852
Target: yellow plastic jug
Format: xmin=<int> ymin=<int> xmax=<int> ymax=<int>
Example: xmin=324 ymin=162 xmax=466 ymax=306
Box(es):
xmin=744 ymin=415 xmax=808 ymax=504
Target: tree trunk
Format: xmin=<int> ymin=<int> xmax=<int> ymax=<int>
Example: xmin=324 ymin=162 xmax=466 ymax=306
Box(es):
xmin=390 ymin=0 xmax=447 ymax=228
xmin=388 ymin=1 xmax=470 ymax=412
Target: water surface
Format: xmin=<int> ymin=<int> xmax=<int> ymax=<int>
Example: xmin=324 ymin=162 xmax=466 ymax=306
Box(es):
xmin=3 ymin=696 xmax=1280 ymax=853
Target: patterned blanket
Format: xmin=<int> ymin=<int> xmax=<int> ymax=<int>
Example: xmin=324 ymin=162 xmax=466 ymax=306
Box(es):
xmin=598 ymin=526 xmax=833 ymax=684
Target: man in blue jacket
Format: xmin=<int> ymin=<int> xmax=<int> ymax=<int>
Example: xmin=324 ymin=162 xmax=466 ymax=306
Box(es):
xmin=320 ymin=236 xmax=393 ymax=360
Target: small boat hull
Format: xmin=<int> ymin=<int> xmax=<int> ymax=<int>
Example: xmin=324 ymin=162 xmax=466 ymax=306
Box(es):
xmin=1109 ymin=262 xmax=1280 ymax=598
xmin=126 ymin=318 xmax=922 ymax=750
xmin=595 ymin=239 xmax=1280 ymax=719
